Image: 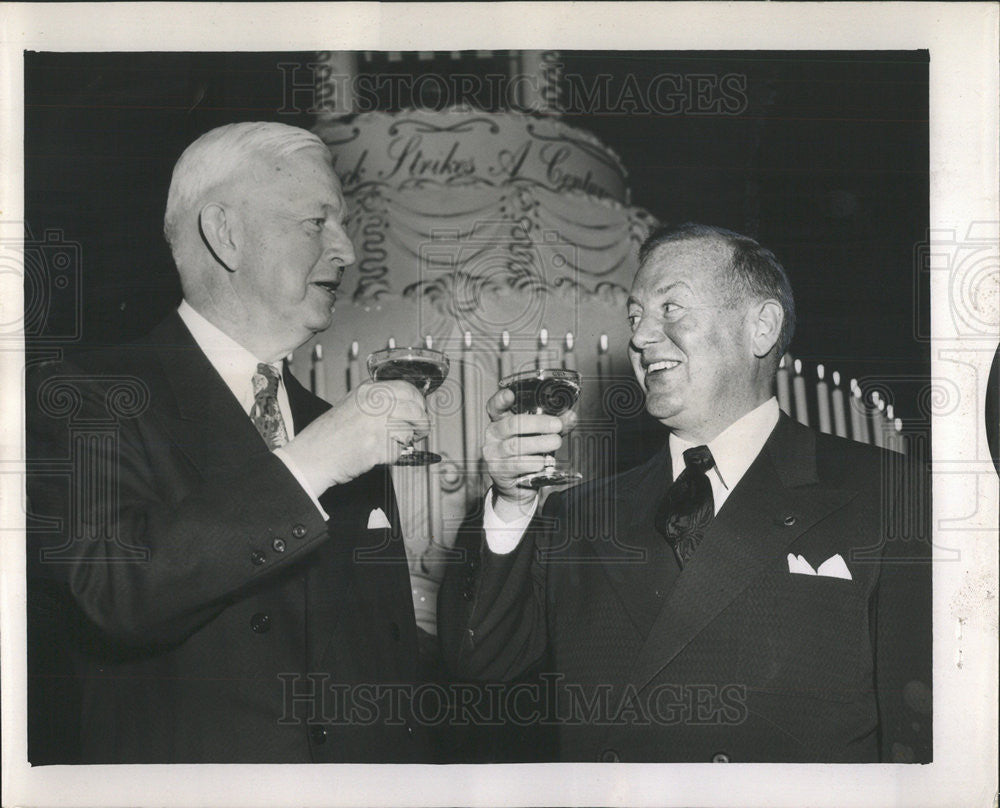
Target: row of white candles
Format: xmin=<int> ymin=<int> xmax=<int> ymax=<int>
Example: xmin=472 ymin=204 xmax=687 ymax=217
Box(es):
xmin=294 ymin=336 xmax=906 ymax=580
xmin=775 ymin=354 xmax=905 ymax=453
xmin=296 ymin=339 xmax=906 ymax=467
xmin=295 ymin=331 xmax=613 ymax=541
xmin=296 ymin=330 xmax=610 ymax=392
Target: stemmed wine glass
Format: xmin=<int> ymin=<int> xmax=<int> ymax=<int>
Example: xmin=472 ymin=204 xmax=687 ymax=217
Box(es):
xmin=498 ymin=368 xmax=582 ymax=489
xmin=367 ymin=346 xmax=450 ymax=466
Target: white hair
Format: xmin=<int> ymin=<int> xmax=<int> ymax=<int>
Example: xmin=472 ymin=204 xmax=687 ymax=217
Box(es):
xmin=163 ymin=121 xmax=330 ymax=263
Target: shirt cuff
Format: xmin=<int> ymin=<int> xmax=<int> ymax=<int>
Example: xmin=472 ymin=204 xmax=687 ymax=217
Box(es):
xmin=483 ymin=488 xmax=537 ymax=555
xmin=274 ymin=447 xmax=330 ymax=520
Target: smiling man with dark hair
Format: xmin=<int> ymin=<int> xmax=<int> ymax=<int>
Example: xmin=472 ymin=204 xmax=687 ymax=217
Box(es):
xmin=441 ymin=223 xmax=932 ymax=763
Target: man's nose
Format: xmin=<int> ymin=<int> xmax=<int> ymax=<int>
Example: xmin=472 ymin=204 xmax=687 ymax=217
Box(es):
xmin=630 ymin=314 xmax=663 ymax=351
xmin=324 ymin=221 xmax=356 ymax=266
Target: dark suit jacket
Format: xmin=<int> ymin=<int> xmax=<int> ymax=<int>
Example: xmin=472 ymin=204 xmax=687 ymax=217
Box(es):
xmin=439 ymin=414 xmax=932 ymax=763
xmin=26 ymin=313 xmax=430 ymax=763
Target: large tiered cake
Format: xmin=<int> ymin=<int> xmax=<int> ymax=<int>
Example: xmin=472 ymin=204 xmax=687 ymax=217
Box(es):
xmin=297 ymin=82 xmax=658 ymax=633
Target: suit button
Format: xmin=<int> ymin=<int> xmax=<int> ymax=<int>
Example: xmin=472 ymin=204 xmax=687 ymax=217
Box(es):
xmin=250 ymin=612 xmax=271 ymax=633
xmin=462 ymin=589 xmax=474 ymax=601
xmin=291 ymin=524 xmax=307 ymax=539
xmin=308 ymin=725 xmax=327 ymax=745
xmin=272 ymin=538 xmax=286 ymax=553
xmin=782 ymin=514 xmax=797 ymax=527
xmin=600 ymin=749 xmax=620 ymax=763
xmin=250 ymin=550 xmax=266 ymax=566
xmin=406 ymin=723 xmax=415 ymax=737
xmin=711 ymin=752 xmax=730 ymax=763
xmin=467 ymin=558 xmax=479 ymax=572
xmin=389 ymin=621 xmax=401 ymax=641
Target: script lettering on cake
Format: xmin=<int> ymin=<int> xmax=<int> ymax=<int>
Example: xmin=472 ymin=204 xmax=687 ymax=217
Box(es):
xmin=490 ymin=140 xmax=533 ymax=180
xmin=383 ymin=135 xmax=476 ymax=182
xmin=332 ymin=149 xmax=369 ymax=188
xmin=541 ymin=143 xmax=610 ymax=199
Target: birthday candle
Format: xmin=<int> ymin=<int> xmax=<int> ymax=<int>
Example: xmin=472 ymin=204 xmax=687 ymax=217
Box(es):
xmin=871 ymin=398 xmax=886 ymax=448
xmin=537 ymin=328 xmax=550 ymax=370
xmin=347 ymin=341 xmax=361 ymax=391
xmin=831 ymin=371 xmax=848 ymax=438
xmin=312 ymin=344 xmax=326 ymax=399
xmin=387 ymin=336 xmax=396 ymax=350
xmin=462 ymin=331 xmax=479 ymax=504
xmin=597 ymin=334 xmax=609 ymax=404
xmin=563 ymin=332 xmax=577 ymax=372
xmin=792 ymin=359 xmax=809 ymax=426
xmin=816 ymin=364 xmax=832 ymax=434
xmin=893 ymin=417 xmax=904 ymax=455
xmin=776 ymin=354 xmax=792 ymax=415
xmin=423 ymin=334 xmax=444 ymax=552
xmin=868 ymin=391 xmax=881 ymax=447
xmin=499 ymin=331 xmax=512 ymax=378
xmin=851 ymin=381 xmax=870 ymax=443
xmin=854 ymin=385 xmax=870 ymax=443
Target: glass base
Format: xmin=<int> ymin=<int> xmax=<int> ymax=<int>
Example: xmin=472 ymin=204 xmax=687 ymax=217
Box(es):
xmin=515 ymin=468 xmax=583 ymax=489
xmin=394 ymin=449 xmax=442 ymax=466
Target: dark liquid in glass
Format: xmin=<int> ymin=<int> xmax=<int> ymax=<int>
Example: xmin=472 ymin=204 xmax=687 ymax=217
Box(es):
xmin=505 ymin=376 xmax=580 ymax=416
xmin=372 ymin=358 xmax=447 ymax=395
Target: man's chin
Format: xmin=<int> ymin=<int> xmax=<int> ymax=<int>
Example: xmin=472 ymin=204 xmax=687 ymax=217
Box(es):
xmin=643 ymin=392 xmax=684 ymax=425
xmin=305 ymin=308 xmax=336 ymax=334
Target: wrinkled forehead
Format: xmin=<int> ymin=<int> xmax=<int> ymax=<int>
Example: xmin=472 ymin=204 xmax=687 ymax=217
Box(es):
xmin=630 ymin=236 xmax=733 ymax=300
xmin=239 ymin=145 xmax=342 ymax=198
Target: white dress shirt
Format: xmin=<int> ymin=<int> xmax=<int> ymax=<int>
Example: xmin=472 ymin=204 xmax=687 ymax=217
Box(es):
xmin=177 ymin=301 xmax=328 ymax=518
xmin=667 ymin=397 xmax=780 ymax=515
xmin=483 ymin=397 xmax=781 ymax=555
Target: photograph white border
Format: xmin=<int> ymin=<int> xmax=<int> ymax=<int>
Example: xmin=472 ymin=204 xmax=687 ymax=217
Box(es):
xmin=2 ymin=3 xmax=997 ymax=806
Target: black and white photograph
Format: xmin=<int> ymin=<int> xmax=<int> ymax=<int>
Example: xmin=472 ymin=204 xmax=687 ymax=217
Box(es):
xmin=1 ymin=4 xmax=997 ymax=807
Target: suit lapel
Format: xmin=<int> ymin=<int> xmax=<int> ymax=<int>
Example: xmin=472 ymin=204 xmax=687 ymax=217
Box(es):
xmin=625 ymin=415 xmax=859 ymax=694
xmin=280 ymin=359 xmax=357 ymax=674
xmin=146 ymin=315 xmax=389 ymax=674
xmin=588 ymin=441 xmax=677 ymax=639
xmin=282 ymin=364 xmax=407 ymax=676
xmin=147 ymin=313 xmax=271 ymax=474
xmin=283 ymin=362 xmax=331 ymax=433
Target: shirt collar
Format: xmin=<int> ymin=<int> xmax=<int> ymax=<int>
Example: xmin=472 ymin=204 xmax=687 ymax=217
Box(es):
xmin=178 ymin=301 xmax=280 ymax=408
xmin=669 ymin=397 xmax=780 ymax=490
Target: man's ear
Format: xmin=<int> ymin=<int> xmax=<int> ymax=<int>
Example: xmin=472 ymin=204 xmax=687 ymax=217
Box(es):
xmin=198 ymin=202 xmax=239 ymax=272
xmin=750 ymin=299 xmax=783 ymax=358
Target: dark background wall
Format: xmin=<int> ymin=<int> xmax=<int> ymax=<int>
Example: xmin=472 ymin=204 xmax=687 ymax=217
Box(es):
xmin=24 ymin=50 xmax=929 ymax=418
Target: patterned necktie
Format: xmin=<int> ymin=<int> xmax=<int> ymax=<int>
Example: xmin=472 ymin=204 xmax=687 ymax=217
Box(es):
xmin=250 ymin=363 xmax=289 ymax=449
xmin=656 ymin=445 xmax=716 ymax=567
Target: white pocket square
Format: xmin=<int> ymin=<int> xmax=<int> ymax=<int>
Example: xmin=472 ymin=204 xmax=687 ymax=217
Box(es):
xmin=787 ymin=552 xmax=852 ymax=580
xmin=367 ymin=507 xmax=391 ymax=529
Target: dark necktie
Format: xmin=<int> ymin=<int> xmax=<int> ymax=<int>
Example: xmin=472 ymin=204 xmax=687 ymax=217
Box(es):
xmin=657 ymin=445 xmax=716 ymax=567
xmin=250 ymin=363 xmax=289 ymax=449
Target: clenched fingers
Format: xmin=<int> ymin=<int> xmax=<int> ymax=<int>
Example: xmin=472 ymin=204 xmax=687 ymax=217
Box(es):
xmin=486 ymin=387 xmax=515 ymax=422
xmin=484 ymin=432 xmax=563 ymax=462
xmin=488 ymin=413 xmax=563 ymax=440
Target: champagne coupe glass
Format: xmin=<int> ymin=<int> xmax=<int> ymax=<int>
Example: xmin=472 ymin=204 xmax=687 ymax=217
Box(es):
xmin=367 ymin=346 xmax=450 ymax=466
xmin=498 ymin=368 xmax=582 ymax=489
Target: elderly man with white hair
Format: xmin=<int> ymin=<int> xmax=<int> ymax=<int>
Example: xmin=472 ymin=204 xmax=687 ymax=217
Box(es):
xmin=27 ymin=122 xmax=433 ymax=763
